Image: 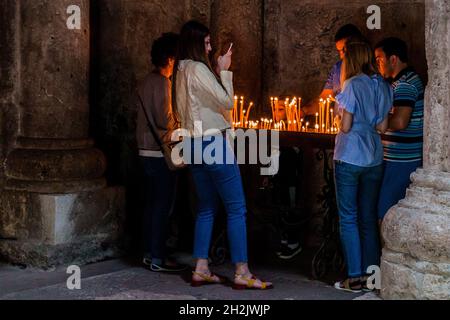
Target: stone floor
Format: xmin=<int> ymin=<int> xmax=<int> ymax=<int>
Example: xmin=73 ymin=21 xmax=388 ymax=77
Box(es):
xmin=0 ymin=253 xmax=380 ymax=300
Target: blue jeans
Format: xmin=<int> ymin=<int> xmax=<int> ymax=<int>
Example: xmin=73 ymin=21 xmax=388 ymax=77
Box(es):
xmin=188 ymin=134 xmax=248 ymax=264
xmin=378 ymin=160 xmax=422 ymax=220
xmin=334 ymin=161 xmax=383 ymax=278
xmin=141 ymin=156 xmax=177 ymax=265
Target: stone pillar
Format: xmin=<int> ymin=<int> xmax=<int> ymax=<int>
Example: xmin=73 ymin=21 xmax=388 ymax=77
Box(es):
xmin=0 ymin=1 xmax=20 ymax=187
xmin=0 ymin=0 xmax=125 ymax=268
xmin=210 ymin=0 xmax=263 ymax=112
xmin=380 ymin=0 xmax=450 ymax=300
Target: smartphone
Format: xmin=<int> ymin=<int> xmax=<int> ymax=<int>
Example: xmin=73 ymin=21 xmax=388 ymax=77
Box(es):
xmin=227 ymin=43 xmax=233 ymax=54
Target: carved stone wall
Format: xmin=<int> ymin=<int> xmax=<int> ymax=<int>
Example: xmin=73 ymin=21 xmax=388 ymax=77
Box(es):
xmin=380 ymin=0 xmax=450 ymax=300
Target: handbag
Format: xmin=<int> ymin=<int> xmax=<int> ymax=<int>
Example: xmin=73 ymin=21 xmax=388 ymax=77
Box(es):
xmin=137 ymin=92 xmax=186 ymax=171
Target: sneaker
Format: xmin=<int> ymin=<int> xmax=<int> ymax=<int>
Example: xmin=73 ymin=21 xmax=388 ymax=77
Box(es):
xmin=277 ymin=243 xmax=302 ymax=259
xmin=275 ymin=240 xmax=288 ymax=255
xmin=149 ymin=262 xmax=188 ymax=273
xmin=142 ymin=257 xmax=152 ymax=266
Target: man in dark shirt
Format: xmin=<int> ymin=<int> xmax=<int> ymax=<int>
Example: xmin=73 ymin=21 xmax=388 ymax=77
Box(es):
xmin=136 ymin=33 xmax=186 ymax=272
xmin=303 ymin=24 xmax=364 ymax=116
xmin=375 ymin=37 xmax=424 ymax=222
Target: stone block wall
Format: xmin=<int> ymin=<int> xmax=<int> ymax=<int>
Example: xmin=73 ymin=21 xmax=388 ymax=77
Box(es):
xmin=87 ymin=0 xmax=426 ymax=255
xmin=0 ymin=0 xmax=428 ymax=268
xmin=91 ymin=0 xmax=426 ymax=185
xmin=264 ymin=0 xmax=426 ymax=108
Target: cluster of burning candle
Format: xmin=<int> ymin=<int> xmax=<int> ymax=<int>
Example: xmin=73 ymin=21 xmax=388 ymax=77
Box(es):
xmin=232 ymin=95 xmax=338 ymax=134
xmin=232 ymin=96 xmax=254 ymax=128
xmin=270 ymin=97 xmax=303 ymax=132
xmin=316 ymin=97 xmax=339 ymax=134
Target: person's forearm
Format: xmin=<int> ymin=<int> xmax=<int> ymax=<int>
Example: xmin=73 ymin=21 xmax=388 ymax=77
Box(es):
xmin=377 ymin=117 xmax=389 ymax=134
xmin=388 ymin=114 xmax=408 ymax=131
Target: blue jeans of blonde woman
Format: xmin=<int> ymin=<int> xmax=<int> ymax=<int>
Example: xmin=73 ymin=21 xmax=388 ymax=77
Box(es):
xmin=187 ymin=133 xmax=248 ymax=264
xmin=334 ymin=160 xmax=383 ymax=278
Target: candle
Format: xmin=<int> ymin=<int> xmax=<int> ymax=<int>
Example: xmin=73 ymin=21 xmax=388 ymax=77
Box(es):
xmin=322 ymin=99 xmax=326 ymax=133
xmin=315 ymin=112 xmax=319 ymax=130
xmin=272 ymin=97 xmax=277 ymax=123
xmin=245 ymin=102 xmax=254 ymax=124
xmin=319 ymin=99 xmax=323 ymax=133
xmin=330 ymin=108 xmax=334 ymax=134
xmin=326 ymin=98 xmax=330 ymax=133
xmin=233 ymin=96 xmax=238 ymax=124
xmin=240 ymin=96 xmax=244 ymax=124
xmin=270 ymin=97 xmax=275 ymax=122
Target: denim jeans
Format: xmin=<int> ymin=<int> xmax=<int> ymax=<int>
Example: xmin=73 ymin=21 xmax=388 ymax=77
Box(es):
xmin=188 ymin=134 xmax=248 ymax=264
xmin=141 ymin=156 xmax=177 ymax=265
xmin=334 ymin=161 xmax=383 ymax=278
xmin=377 ymin=160 xmax=422 ymax=220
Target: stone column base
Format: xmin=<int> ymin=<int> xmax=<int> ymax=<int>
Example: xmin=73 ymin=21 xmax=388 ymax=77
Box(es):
xmin=0 ymin=186 xmax=126 ymax=268
xmin=380 ymin=169 xmax=450 ymax=300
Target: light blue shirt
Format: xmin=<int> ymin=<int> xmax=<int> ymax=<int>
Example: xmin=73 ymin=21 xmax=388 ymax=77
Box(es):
xmin=334 ymin=74 xmax=393 ymax=167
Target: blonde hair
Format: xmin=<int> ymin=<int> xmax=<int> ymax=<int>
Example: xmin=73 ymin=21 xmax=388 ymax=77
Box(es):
xmin=341 ymin=37 xmax=378 ymax=86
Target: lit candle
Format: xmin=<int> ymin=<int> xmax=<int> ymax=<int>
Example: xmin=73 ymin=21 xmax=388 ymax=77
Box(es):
xmin=330 ymin=108 xmax=334 ymax=134
xmin=240 ymin=96 xmax=244 ymax=124
xmin=319 ymin=99 xmax=323 ymax=132
xmin=233 ymin=96 xmax=238 ymax=124
xmin=246 ymin=102 xmax=254 ymax=124
xmin=270 ymin=97 xmax=275 ymax=122
xmin=274 ymin=97 xmax=279 ymax=123
xmin=321 ymin=100 xmax=325 ymax=133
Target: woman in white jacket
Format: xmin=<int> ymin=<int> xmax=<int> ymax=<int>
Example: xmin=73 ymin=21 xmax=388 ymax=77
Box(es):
xmin=173 ymin=20 xmax=272 ymax=290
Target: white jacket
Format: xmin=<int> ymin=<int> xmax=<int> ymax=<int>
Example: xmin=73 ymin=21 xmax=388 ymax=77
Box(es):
xmin=175 ymin=60 xmax=234 ymax=137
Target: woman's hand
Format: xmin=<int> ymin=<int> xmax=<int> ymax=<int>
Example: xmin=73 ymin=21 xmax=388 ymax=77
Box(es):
xmin=217 ymin=45 xmax=233 ymax=71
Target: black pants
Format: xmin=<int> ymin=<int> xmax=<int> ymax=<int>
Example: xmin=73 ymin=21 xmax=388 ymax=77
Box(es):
xmin=141 ymin=156 xmax=177 ymax=263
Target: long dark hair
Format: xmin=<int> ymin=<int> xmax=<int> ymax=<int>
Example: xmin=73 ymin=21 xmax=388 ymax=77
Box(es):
xmin=178 ymin=20 xmax=213 ymax=70
xmin=172 ymin=20 xmax=224 ymax=121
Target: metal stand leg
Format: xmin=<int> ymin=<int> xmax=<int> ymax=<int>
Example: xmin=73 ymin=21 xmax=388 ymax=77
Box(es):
xmin=311 ymin=148 xmax=345 ymax=279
